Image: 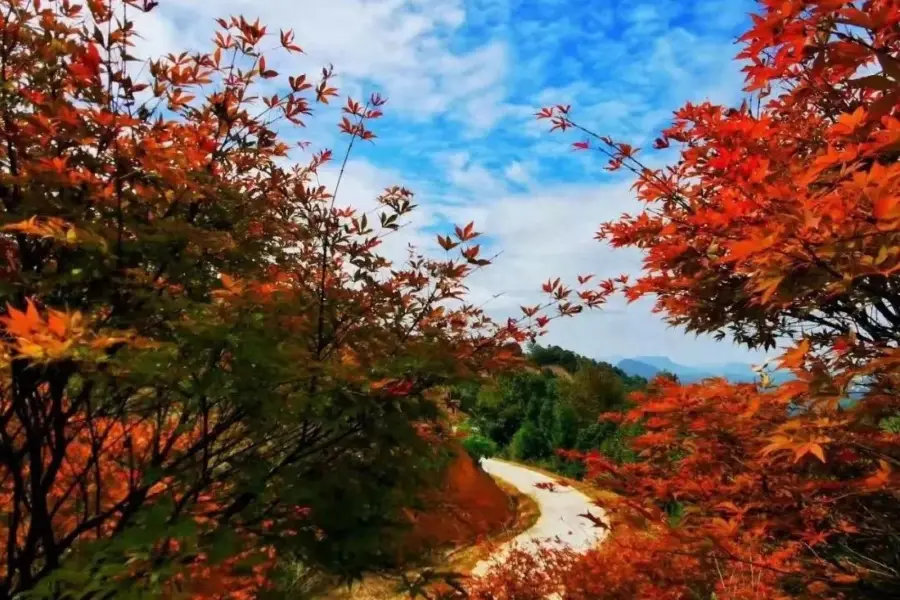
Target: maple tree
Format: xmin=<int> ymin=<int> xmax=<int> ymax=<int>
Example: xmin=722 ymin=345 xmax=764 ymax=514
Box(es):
xmin=0 ymin=1 xmax=598 ymax=598
xmin=469 ymin=1 xmax=900 ymax=599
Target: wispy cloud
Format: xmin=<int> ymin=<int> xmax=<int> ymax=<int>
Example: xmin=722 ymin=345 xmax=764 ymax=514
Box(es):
xmin=134 ymin=0 xmax=509 ymax=131
xmin=142 ymin=0 xmax=770 ymax=364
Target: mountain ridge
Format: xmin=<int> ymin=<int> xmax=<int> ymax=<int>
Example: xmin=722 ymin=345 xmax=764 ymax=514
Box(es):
xmin=613 ymin=355 xmax=791 ymax=384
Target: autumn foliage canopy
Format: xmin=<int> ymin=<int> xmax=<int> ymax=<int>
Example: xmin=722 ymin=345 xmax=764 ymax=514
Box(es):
xmin=6 ymin=0 xmax=900 ymax=598
xmin=0 ymin=0 xmax=597 ymax=598
xmin=469 ymin=1 xmax=900 ymax=599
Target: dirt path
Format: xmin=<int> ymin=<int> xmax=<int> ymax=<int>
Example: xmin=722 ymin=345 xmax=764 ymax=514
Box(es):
xmin=471 ymin=458 xmax=609 ymax=576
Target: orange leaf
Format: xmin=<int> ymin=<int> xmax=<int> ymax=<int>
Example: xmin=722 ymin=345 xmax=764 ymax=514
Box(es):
xmin=370 ymin=379 xmax=391 ymax=391
xmin=874 ymin=194 xmax=900 ymax=221
xmin=761 ymin=435 xmax=793 ymax=457
xmin=740 ymin=396 xmax=761 ymax=419
xmin=794 ymin=442 xmax=826 ymax=464
xmin=778 ymin=339 xmax=810 ymax=370
xmin=832 ymin=106 xmax=867 ymax=135
xmin=862 ymin=460 xmax=892 ymax=489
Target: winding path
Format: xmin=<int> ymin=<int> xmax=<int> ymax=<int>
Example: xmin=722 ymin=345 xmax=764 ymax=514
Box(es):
xmin=471 ymin=458 xmax=609 ymax=576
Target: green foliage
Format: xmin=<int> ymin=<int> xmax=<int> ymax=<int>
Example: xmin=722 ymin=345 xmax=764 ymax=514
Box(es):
xmin=536 ymin=455 xmax=587 ymax=480
xmin=528 ymin=343 xmax=585 ymax=373
xmin=528 ymin=343 xmax=647 ymax=390
xmin=282 ymin=438 xmax=450 ymax=579
xmin=575 ymin=422 xmax=616 ymax=451
xmin=468 ymin=371 xmax=558 ymax=447
xmin=466 ymin=345 xmax=644 ymax=479
xmin=880 ymin=414 xmax=900 ymax=434
xmin=451 ymin=381 xmax=482 ymax=413
xmin=550 ymin=402 xmax=579 ymax=449
xmin=598 ymin=422 xmax=642 ymax=464
xmin=561 ymin=364 xmax=628 ymax=426
xmin=509 ymin=422 xmax=550 ymax=462
xmin=462 ymin=434 xmax=500 ymax=462
xmin=458 ymin=422 xmax=500 ymax=461
xmin=665 ymin=501 xmax=685 ymax=528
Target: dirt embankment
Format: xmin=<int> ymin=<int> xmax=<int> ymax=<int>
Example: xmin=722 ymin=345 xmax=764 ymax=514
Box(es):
xmin=316 ymin=447 xmax=531 ymax=600
xmin=401 ymin=444 xmax=514 ymax=557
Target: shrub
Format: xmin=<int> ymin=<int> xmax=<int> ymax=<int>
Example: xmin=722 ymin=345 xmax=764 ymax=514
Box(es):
xmin=462 ymin=432 xmax=500 ymax=462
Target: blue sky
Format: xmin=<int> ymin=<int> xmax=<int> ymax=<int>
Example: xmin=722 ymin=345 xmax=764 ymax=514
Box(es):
xmin=139 ymin=0 xmax=773 ymax=366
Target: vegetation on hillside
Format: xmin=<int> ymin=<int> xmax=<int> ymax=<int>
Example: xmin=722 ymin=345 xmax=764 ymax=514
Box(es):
xmin=457 ymin=344 xmax=645 ymax=479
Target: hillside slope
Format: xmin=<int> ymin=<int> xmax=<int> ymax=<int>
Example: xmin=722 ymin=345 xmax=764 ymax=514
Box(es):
xmin=401 ymin=444 xmax=513 ymax=559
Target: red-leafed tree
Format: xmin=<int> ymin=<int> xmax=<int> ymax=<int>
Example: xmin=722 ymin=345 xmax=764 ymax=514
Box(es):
xmin=0 ymin=1 xmax=596 ymax=598
xmin=469 ymin=1 xmax=900 ymax=599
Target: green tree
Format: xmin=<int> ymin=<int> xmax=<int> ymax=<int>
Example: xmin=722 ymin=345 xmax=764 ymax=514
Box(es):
xmin=528 ymin=343 xmax=583 ymax=373
xmin=560 ymin=364 xmax=628 ymax=426
xmin=528 ymin=343 xmax=647 ymax=389
xmin=461 ymin=434 xmax=500 ymax=462
xmin=457 ymin=422 xmax=499 ymax=462
xmin=574 ymin=422 xmax=616 ymax=452
xmin=470 ymin=371 xmax=557 ymax=447
xmin=550 ymin=402 xmax=579 ymax=450
xmin=466 ymin=347 xmax=643 ymax=474
xmin=509 ymin=422 xmax=550 ymax=462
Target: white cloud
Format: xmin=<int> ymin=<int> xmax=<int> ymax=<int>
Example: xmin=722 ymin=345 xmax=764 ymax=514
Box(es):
xmin=503 ymin=161 xmax=532 ymax=187
xmin=480 ymin=199 xmax=765 ymax=364
xmin=315 ymin=158 xmax=436 ymax=266
xmin=406 ymin=162 xmax=770 ymax=365
xmin=126 ymin=0 xmax=770 ymax=366
xmin=131 ymin=0 xmax=509 ymax=133
xmin=279 ymin=140 xmax=767 ymax=368
xmin=439 ymin=152 xmax=509 ymax=197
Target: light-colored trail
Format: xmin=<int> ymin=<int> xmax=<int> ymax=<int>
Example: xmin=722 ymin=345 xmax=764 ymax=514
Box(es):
xmin=472 ymin=458 xmax=609 ymax=576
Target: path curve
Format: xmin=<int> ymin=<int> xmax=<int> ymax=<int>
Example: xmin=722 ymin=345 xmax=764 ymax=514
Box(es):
xmin=471 ymin=458 xmax=609 ymax=576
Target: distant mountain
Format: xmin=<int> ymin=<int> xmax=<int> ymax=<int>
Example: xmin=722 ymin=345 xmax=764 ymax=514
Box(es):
xmin=616 ymin=356 xmax=792 ymax=384
xmin=629 ymin=356 xmax=715 ymax=382
xmin=616 ymin=358 xmax=662 ymax=380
